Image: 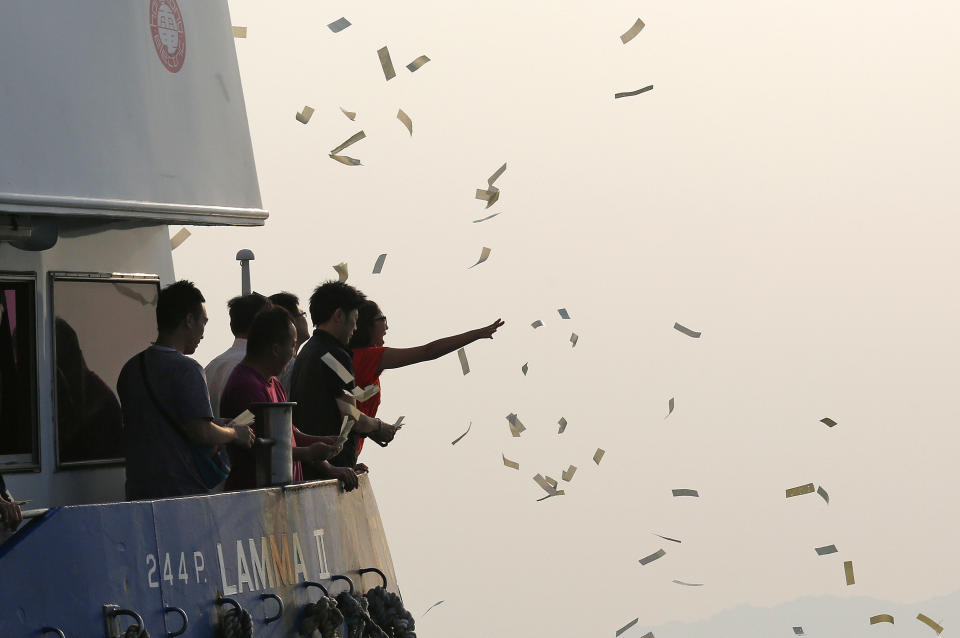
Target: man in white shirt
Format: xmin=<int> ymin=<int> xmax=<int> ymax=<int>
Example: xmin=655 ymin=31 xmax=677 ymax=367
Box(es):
xmin=204 ymin=293 xmax=270 ymax=418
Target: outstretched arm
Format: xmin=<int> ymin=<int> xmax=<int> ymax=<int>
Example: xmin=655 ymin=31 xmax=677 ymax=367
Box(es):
xmin=378 ymin=319 xmax=504 ymax=372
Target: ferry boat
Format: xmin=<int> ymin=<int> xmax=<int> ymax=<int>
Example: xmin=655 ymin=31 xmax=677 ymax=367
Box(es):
xmin=0 ymin=2 xmax=402 ymax=636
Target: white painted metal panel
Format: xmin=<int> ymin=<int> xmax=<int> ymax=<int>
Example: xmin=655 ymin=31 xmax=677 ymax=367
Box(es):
xmin=0 ymin=1 xmax=265 ymax=226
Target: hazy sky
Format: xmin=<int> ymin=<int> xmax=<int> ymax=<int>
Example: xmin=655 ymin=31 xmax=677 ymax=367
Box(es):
xmin=172 ymin=1 xmax=960 ymax=635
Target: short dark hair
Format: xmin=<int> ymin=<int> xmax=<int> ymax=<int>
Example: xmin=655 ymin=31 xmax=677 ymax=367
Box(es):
xmin=268 ymin=292 xmax=300 ymax=319
xmin=308 ymin=281 xmax=366 ymax=327
xmin=228 ymin=293 xmax=271 ymax=336
xmin=157 ymin=280 xmax=205 ymax=333
xmin=246 ymin=306 xmax=296 ymax=357
xmin=349 ymin=300 xmax=381 ymax=349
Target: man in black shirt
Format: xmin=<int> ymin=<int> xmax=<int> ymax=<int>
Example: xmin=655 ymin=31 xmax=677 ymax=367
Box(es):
xmin=289 ymin=281 xmax=399 ymax=490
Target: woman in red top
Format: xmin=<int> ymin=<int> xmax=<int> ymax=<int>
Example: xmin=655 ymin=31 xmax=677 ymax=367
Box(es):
xmin=350 ymin=300 xmax=503 ymax=453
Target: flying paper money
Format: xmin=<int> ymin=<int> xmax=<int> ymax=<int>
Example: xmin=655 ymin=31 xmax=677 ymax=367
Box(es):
xmin=786 ymin=483 xmax=815 ymax=498
xmin=672 ymin=489 xmax=699 ymax=497
xmin=507 ymin=413 xmax=526 ymax=437
xmin=916 ymin=613 xmax=943 ymax=634
xmin=502 ymin=454 xmax=520 ymax=470
xmin=232 ymin=410 xmax=255 ymax=427
xmin=639 ymin=549 xmax=666 ymax=565
xmin=653 ymin=533 xmax=682 ymax=544
xmin=422 ymin=601 xmax=444 ymax=617
xmin=473 ymin=213 xmax=500 ymax=223
xmin=373 ymin=254 xmax=387 ymax=274
xmin=815 ymin=544 xmax=838 ymax=556
xmin=394 ymin=416 xmax=405 ymax=429
xmin=672 ymin=580 xmax=704 ymax=587
xmin=666 ymin=397 xmax=675 ymax=418
xmin=616 ymin=619 xmax=639 ymax=636
xmin=377 ymin=46 xmax=396 ymax=80
xmin=406 ymin=55 xmax=430 ymax=72
xmin=531 ymin=320 xmax=544 ymax=329
xmin=397 ymin=109 xmax=413 ymax=135
xmin=295 ymin=106 xmax=315 ymax=124
xmin=336 ymin=398 xmax=362 ymax=422
xmin=820 ymin=417 xmax=837 ymax=427
xmin=673 ymin=322 xmax=701 ymax=338
xmin=457 ymin=348 xmax=470 ymax=375
xmin=521 ymin=363 xmax=528 ymax=376
xmin=869 ymin=615 xmax=894 ymax=625
xmin=593 ymin=448 xmax=605 ymax=464
xmin=533 ymin=474 xmax=563 ymax=496
xmin=557 ymin=417 xmax=568 ymax=434
xmin=561 ymin=465 xmax=577 ymax=482
xmin=475 ymin=188 xmax=499 ymax=204
xmin=558 ymin=308 xmax=571 ymax=319
xmin=451 ymin=421 xmax=472 ymax=445
xmin=817 ymin=486 xmax=830 ymax=504
xmin=336 ymin=416 xmax=355 ymax=448
xmin=327 ymin=17 xmax=351 ymax=33
xmin=487 ymin=163 xmax=507 ymax=187
xmin=340 ymin=107 xmax=357 ymax=121
xmin=321 ymin=352 xmax=354 ymax=384
xmin=620 ymin=18 xmax=645 ymax=43
xmin=232 ymin=26 xmax=247 ymax=38
xmin=330 ymin=131 xmax=366 ymax=155
xmin=570 ymin=333 xmax=579 ymax=347
xmin=170 ymin=228 xmax=191 ymax=250
xmin=615 ymin=85 xmax=654 ymax=99
xmin=544 ymin=476 xmax=558 ymax=490
xmin=329 ymin=154 xmax=362 ymax=166
xmin=351 ymin=384 xmax=380 ymax=402
xmin=469 ymin=247 xmax=492 ymax=268
xmin=333 ymin=262 xmax=348 ymax=282
xmin=793 ymin=628 xmax=804 ymax=636
xmin=844 ymin=560 xmax=855 ymax=585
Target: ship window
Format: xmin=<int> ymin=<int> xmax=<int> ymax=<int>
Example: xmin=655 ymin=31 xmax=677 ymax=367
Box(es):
xmin=0 ymin=276 xmax=39 ymax=470
xmin=51 ymin=274 xmax=160 ymax=467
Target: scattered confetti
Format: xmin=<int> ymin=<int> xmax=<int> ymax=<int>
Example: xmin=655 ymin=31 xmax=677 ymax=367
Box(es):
xmin=570 ymin=333 xmax=579 ymax=347
xmin=820 ymin=417 xmax=837 ymax=427
xmin=844 ymin=560 xmax=855 ymax=585
xmin=815 ymin=544 xmax=838 ymax=556
xmin=615 ymin=619 xmax=639 ymax=637
xmin=558 ymin=308 xmax=571 ymax=319
xmin=406 ymin=55 xmax=431 ymax=72
xmin=593 ymin=448 xmax=605 ymax=465
xmin=332 ymin=262 xmax=348 ymax=282
xmin=869 ymin=615 xmax=894 ymax=625
xmin=502 ymin=454 xmax=520 ymax=470
xmin=557 ymin=417 xmax=568 ymax=434
xmin=817 ymin=486 xmax=830 ymax=504
xmin=916 ymin=613 xmax=943 ymax=634
xmin=469 ymin=247 xmax=492 ymax=268
xmin=507 ymin=413 xmax=526 ymax=437
xmin=666 ymin=397 xmax=674 ymax=418
xmin=373 ymin=254 xmax=387 ymax=274
xmin=615 ymin=85 xmax=654 ymax=99
xmin=331 ymin=131 xmax=366 ymax=155
xmin=329 ymin=154 xmax=362 ymax=166
xmin=521 ymin=362 xmax=529 ymax=376
xmin=653 ymin=533 xmax=681 ymax=544
xmin=792 ymin=627 xmax=805 ymax=636
xmin=451 ymin=422 xmax=472 ymax=445
xmin=295 ymin=106 xmax=315 ymax=124
xmin=673 ymin=322 xmax=701 ymax=338
xmin=531 ymin=320 xmax=544 ymax=329
xmin=472 ymin=213 xmax=500 ymax=223
xmin=327 ymin=17 xmax=351 ymax=33
xmin=377 ymin=46 xmax=396 ymax=80
xmin=620 ymin=18 xmax=645 ymax=44
xmin=457 ymin=348 xmax=470 ymax=375
xmin=170 ymin=228 xmax=191 ymax=250
xmin=397 ymin=109 xmax=413 ymax=135
xmin=786 ymin=483 xmax=815 ymax=498
xmin=340 ymin=107 xmax=357 ymax=121
xmin=561 ymin=465 xmax=577 ymax=482
xmin=672 ymin=489 xmax=699 ymax=498
xmin=639 ymin=549 xmax=666 ymax=565
xmin=422 ymin=601 xmax=444 ymax=617
xmin=672 ymin=580 xmax=704 ymax=587
xmin=232 ymin=26 xmax=247 ymax=38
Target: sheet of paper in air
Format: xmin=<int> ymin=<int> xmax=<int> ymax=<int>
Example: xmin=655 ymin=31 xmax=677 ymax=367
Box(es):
xmin=869 ymin=615 xmax=894 ymax=625
xmin=820 ymin=417 xmax=837 ymax=427
xmin=615 ymin=85 xmax=654 ymax=99
xmin=557 ymin=417 xmax=568 ymax=434
xmin=232 ymin=26 xmax=247 ymax=38
xmin=521 ymin=362 xmax=528 ymax=376
xmin=469 ymin=247 xmax=492 ymax=268
xmin=295 ymin=106 xmax=315 ymax=124
xmin=639 ymin=548 xmax=666 ymax=565
xmin=377 ymin=46 xmax=396 ymax=80
xmin=506 ymin=413 xmax=526 ymax=437
xmin=615 ymin=618 xmax=639 ymax=637
xmin=321 ymin=352 xmax=354 ymax=384
xmin=593 ymin=448 xmax=605 ymax=465
xmin=327 ymin=17 xmax=351 ymax=33
xmin=422 ymin=601 xmax=444 ymax=617
xmin=406 ymin=55 xmax=430 ymax=72
xmin=340 ymin=107 xmax=357 ymax=121
xmin=666 ymin=397 xmax=674 ymax=418
xmin=331 ymin=131 xmax=366 ymax=155
xmin=372 ymin=253 xmax=387 ymax=274
xmin=815 ymin=544 xmax=838 ymax=556
xmin=457 ymin=347 xmax=470 ymax=375
xmin=653 ymin=533 xmax=682 ymax=544
xmin=329 ymin=154 xmax=362 ymax=166
xmin=672 ymin=580 xmax=704 ymax=586
xmin=502 ymin=453 xmax=520 ymax=470
xmin=233 ymin=410 xmax=255 ymax=427
xmin=570 ymin=333 xmax=579 ymax=347
xmin=351 ymin=384 xmax=380 ymax=402
xmin=844 ymin=560 xmax=855 ymax=585
xmin=561 ymin=465 xmax=577 ymax=482
xmin=786 ymin=483 xmax=815 ymax=498
xmin=393 ymin=416 xmax=405 ymax=429
xmin=558 ymin=308 xmax=571 ymax=319
xmin=916 ymin=613 xmax=943 ymax=634
xmin=396 ymin=109 xmax=413 ymax=135
xmin=336 ymin=416 xmax=355 ymax=448
xmin=673 ymin=322 xmax=701 ymax=338
xmin=451 ymin=421 xmax=472 ymax=445
xmin=672 ymin=488 xmax=699 ymax=497
xmin=620 ymin=18 xmax=645 ymax=43
xmin=170 ymin=228 xmax=191 ymax=250
xmin=473 ymin=213 xmax=500 ymax=223
xmin=793 ymin=627 xmax=805 ymax=636
xmin=531 ymin=320 xmax=544 ymax=329
xmin=333 ymin=262 xmax=349 ymax=282
xmin=817 ymin=486 xmax=830 ymax=504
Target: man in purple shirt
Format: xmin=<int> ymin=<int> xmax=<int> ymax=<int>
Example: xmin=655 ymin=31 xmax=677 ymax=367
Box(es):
xmin=220 ymin=306 xmax=341 ymax=490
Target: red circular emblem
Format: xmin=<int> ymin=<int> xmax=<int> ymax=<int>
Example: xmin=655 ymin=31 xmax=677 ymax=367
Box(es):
xmin=150 ymin=0 xmax=186 ymax=73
